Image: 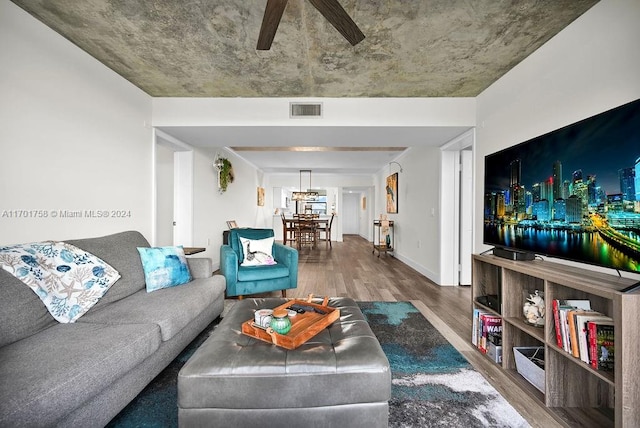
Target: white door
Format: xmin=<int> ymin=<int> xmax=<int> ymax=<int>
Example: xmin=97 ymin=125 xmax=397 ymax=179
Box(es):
xmin=342 ymin=193 xmax=360 ymax=234
xmin=459 ymin=149 xmax=473 ymax=285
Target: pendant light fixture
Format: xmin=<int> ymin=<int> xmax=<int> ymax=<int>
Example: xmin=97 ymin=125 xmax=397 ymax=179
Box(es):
xmin=292 ymin=169 xmax=318 ymax=201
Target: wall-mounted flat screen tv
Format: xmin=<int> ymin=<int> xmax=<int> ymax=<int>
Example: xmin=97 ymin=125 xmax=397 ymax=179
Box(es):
xmin=484 ymin=98 xmax=640 ymax=274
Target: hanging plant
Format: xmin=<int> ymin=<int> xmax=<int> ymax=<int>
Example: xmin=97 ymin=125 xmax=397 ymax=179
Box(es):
xmin=216 ymin=157 xmax=234 ymax=193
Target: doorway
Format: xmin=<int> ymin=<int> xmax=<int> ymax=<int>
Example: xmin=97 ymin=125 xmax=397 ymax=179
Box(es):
xmin=342 ymin=192 xmax=360 ymax=234
xmin=440 ymin=130 xmax=474 ymax=286
xmin=154 ymin=130 xmax=194 ymax=247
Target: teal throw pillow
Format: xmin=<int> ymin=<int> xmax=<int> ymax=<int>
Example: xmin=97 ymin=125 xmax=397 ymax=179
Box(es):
xmin=137 ymin=246 xmax=192 ymax=292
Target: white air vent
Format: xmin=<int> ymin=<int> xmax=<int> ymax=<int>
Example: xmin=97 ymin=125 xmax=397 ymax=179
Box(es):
xmin=290 ymin=102 xmax=322 ymax=118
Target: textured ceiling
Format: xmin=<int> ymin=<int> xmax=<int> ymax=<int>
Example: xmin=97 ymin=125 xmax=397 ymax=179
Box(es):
xmin=12 ymin=0 xmax=598 ymax=98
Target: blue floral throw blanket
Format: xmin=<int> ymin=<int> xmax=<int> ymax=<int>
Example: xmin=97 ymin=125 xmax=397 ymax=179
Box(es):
xmin=0 ymin=241 xmax=120 ymax=323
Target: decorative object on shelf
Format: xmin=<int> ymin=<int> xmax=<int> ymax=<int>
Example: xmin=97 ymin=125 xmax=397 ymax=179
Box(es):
xmin=257 ymin=187 xmax=265 ymax=206
xmin=213 ymin=154 xmax=234 ymax=193
xmin=386 ymin=172 xmax=398 ymax=213
xmin=523 ymin=290 xmax=545 ymax=327
xmin=373 ymin=216 xmax=394 ymax=257
xmin=291 ymin=169 xmax=318 ymax=201
xmin=379 ymin=214 xmax=390 ymax=246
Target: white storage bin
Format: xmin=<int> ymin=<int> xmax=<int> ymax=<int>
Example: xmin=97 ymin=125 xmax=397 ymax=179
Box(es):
xmin=513 ymin=347 xmax=545 ymax=393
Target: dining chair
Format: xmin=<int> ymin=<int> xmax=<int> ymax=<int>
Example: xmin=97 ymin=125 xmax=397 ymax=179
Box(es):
xmin=317 ymin=213 xmax=335 ymax=248
xmin=281 ymin=213 xmax=296 ymax=246
xmin=294 ymin=216 xmax=318 ymax=249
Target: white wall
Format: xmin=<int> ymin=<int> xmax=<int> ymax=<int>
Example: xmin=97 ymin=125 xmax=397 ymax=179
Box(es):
xmin=153 ymin=98 xmax=475 ymax=127
xmin=189 ymin=147 xmax=268 ymax=268
xmin=475 ymin=0 xmax=640 ymax=278
xmin=374 ymin=145 xmax=443 ymax=282
xmin=155 ymin=142 xmax=174 ymax=246
xmin=0 ymin=2 xmax=153 ymax=244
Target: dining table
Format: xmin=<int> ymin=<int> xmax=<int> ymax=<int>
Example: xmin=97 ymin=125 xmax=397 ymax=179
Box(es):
xmin=281 ymin=215 xmax=332 ymax=249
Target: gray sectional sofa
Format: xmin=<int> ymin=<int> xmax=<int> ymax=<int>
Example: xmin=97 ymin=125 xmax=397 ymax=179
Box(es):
xmin=0 ymin=231 xmax=226 ymax=428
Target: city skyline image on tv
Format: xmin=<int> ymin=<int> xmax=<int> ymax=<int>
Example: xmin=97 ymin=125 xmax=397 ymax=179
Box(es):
xmin=484 ymin=98 xmax=640 ymax=274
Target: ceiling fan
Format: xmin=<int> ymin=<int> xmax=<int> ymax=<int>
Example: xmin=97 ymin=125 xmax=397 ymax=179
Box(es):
xmin=257 ymin=0 xmax=365 ymax=50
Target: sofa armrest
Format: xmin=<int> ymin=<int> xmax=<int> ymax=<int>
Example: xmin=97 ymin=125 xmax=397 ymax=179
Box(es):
xmin=187 ymin=258 xmax=213 ymax=279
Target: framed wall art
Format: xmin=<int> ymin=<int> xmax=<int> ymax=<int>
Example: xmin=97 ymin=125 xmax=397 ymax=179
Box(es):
xmin=257 ymin=187 xmax=265 ymax=206
xmin=385 ymin=172 xmax=398 ymax=214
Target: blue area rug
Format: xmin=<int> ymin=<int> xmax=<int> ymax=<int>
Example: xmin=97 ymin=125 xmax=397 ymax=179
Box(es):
xmin=359 ymin=302 xmax=530 ymax=428
xmin=107 ymin=301 xmax=529 ymax=427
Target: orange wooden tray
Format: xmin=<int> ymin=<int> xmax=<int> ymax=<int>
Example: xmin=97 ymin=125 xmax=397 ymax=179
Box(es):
xmin=241 ymin=296 xmax=340 ymax=350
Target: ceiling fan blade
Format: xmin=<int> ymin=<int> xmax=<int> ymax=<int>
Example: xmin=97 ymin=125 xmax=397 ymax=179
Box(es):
xmin=307 ymin=0 xmax=365 ymax=46
xmin=257 ymin=0 xmax=289 ymax=50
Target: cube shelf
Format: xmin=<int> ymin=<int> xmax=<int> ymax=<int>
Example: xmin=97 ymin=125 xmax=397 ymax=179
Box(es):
xmin=472 ymin=254 xmax=640 ymax=428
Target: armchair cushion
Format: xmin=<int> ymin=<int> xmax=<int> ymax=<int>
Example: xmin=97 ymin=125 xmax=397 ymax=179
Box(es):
xmin=237 ymin=264 xmax=290 ymax=282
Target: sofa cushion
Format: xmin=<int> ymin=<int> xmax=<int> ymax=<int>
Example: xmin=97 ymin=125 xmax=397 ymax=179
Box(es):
xmin=0 ymin=269 xmax=57 ymax=347
xmin=137 ymin=246 xmax=192 ymax=292
xmin=78 ymin=275 xmax=226 ymax=341
xmin=0 ymin=322 xmax=161 ymax=427
xmin=66 ymin=231 xmax=150 ymax=308
xmin=0 ymin=241 xmax=121 ymax=323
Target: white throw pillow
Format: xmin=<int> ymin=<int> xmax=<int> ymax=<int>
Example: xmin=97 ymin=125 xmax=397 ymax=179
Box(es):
xmin=239 ymin=237 xmax=277 ymax=266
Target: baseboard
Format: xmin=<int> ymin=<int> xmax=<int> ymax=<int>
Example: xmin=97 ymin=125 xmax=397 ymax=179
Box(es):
xmin=392 ymin=253 xmax=441 ymax=285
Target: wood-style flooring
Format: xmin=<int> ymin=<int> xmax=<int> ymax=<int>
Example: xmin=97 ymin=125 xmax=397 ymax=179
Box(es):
xmin=282 ymin=235 xmax=561 ymax=428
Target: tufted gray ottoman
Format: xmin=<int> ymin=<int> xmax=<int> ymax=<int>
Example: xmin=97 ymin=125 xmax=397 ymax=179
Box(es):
xmin=178 ymin=297 xmax=391 ymax=427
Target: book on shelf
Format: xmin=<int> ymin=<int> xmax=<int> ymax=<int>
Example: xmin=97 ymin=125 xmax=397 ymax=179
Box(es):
xmin=472 ymin=309 xmax=502 ymax=354
xmin=552 ymin=299 xmax=564 ymax=348
xmin=472 ymin=308 xmax=487 ymax=347
xmin=479 ymin=313 xmax=502 ymax=354
xmin=552 ymin=299 xmax=591 ymax=354
xmin=575 ymin=312 xmax=611 ymax=364
xmin=588 ymin=320 xmax=615 ymax=372
xmin=551 ymin=298 xmax=615 ymax=369
xmin=568 ymin=309 xmax=602 ymax=358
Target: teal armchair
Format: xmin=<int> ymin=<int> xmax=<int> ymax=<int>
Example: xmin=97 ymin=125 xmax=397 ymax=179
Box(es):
xmin=220 ymin=228 xmax=298 ymax=298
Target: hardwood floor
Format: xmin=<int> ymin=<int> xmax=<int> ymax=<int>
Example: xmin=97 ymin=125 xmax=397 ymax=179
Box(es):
xmin=283 ymin=235 xmax=562 ymax=428
xmin=288 ymin=235 xmax=471 ymax=338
